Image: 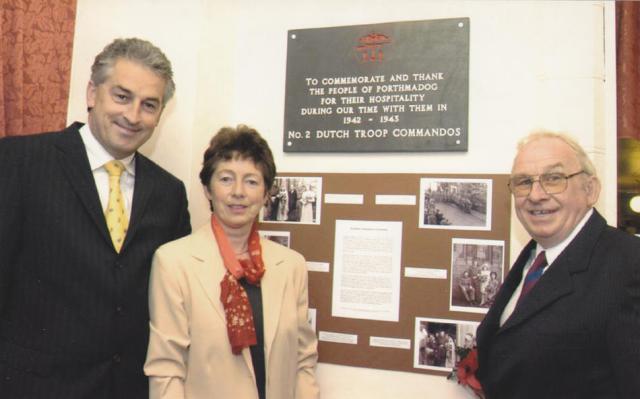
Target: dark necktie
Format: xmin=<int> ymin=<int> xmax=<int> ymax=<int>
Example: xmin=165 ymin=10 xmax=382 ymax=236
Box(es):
xmin=517 ymin=250 xmax=547 ymax=303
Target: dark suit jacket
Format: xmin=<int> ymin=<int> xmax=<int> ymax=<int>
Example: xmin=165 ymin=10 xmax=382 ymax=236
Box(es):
xmin=0 ymin=122 xmax=191 ymax=398
xmin=476 ymin=210 xmax=640 ymax=399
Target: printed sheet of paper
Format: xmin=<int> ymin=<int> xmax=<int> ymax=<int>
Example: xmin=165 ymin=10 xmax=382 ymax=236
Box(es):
xmin=332 ymin=220 xmax=402 ymax=322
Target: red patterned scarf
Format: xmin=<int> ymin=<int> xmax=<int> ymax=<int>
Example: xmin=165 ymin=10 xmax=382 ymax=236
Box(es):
xmin=210 ymin=214 xmax=265 ymax=355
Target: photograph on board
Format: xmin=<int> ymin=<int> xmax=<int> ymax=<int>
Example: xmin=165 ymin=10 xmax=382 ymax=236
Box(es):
xmin=449 ymin=238 xmax=505 ymax=313
xmin=258 ymin=230 xmax=291 ymax=248
xmin=414 ymin=317 xmax=479 ymax=371
xmin=419 ymin=178 xmax=492 ymax=230
xmin=261 ymin=176 xmax=322 ymax=224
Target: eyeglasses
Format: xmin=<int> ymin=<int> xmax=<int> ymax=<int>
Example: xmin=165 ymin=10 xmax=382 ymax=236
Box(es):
xmin=508 ymin=171 xmax=586 ymax=197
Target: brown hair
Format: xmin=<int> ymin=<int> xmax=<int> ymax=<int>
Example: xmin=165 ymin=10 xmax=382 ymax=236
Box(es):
xmin=199 ymin=125 xmax=276 ymax=192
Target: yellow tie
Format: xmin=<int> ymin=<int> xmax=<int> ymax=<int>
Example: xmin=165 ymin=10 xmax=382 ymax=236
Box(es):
xmin=104 ymin=160 xmax=129 ymax=252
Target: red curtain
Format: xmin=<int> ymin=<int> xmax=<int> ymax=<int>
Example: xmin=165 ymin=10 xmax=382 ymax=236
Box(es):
xmin=617 ymin=1 xmax=640 ymax=139
xmin=0 ymin=0 xmax=76 ymax=138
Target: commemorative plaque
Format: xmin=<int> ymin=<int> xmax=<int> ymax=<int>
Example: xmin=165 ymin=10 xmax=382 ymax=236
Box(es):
xmin=283 ymin=18 xmax=469 ymax=152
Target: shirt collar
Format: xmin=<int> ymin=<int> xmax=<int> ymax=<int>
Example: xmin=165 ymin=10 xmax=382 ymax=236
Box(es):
xmin=536 ymin=208 xmax=594 ymax=264
xmin=79 ymin=123 xmax=136 ymax=175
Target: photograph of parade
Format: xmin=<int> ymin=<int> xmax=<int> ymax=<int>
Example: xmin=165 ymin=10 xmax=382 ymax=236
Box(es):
xmin=419 ymin=178 xmax=492 ymax=230
xmin=260 ymin=176 xmax=322 ymax=224
xmin=450 ymin=238 xmax=505 ymax=313
xmin=414 ymin=317 xmax=479 ymax=371
xmin=258 ymin=230 xmax=291 ymax=247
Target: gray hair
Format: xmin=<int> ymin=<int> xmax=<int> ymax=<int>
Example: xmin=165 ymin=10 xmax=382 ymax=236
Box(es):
xmin=90 ymin=38 xmax=175 ymax=106
xmin=516 ymin=130 xmax=597 ymax=177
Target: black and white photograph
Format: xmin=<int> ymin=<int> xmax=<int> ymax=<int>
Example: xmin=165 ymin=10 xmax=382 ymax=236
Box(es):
xmin=414 ymin=317 xmax=479 ymax=371
xmin=258 ymin=230 xmax=291 ymax=247
xmin=419 ymin=178 xmax=492 ymax=230
xmin=450 ymin=238 xmax=504 ymax=314
xmin=260 ymin=176 xmax=322 ymax=224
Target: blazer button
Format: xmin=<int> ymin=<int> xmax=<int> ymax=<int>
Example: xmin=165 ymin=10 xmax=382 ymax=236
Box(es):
xmin=114 ymin=261 xmax=124 ymax=269
xmin=112 ymin=354 xmax=121 ymax=363
xmin=116 ymin=306 xmax=123 ymax=314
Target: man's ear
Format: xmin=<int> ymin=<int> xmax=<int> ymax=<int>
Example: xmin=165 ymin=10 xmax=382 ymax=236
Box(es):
xmin=585 ymin=175 xmax=601 ymax=206
xmin=86 ymin=81 xmax=97 ymax=109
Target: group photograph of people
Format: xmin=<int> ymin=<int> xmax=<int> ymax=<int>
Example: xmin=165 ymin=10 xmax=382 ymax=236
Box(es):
xmin=420 ymin=179 xmax=491 ymax=230
xmin=261 ymin=177 xmax=320 ymax=224
xmin=449 ymin=240 xmax=505 ymax=312
xmin=415 ymin=319 xmax=478 ymax=371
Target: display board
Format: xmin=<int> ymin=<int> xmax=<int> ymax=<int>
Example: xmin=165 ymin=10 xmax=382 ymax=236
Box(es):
xmin=258 ymin=172 xmax=511 ymax=375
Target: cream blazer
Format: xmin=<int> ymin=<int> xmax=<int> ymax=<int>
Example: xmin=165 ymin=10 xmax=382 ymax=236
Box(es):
xmin=144 ymin=224 xmax=320 ymax=399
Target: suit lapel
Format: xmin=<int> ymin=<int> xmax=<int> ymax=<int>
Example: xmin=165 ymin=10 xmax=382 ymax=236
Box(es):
xmin=54 ymin=124 xmax=111 ymax=245
xmin=190 ymin=225 xmax=227 ymax=322
xmin=499 ymin=259 xmax=573 ymax=332
xmin=478 ymin=241 xmax=535 ymax=343
xmin=189 ymin=224 xmax=256 ymax=373
xmin=190 ymin=230 xmax=289 ymax=374
xmin=51 ymin=125 xmax=165 ymax=253
xmin=260 ymin=239 xmax=287 ymax=362
xmin=122 ymin=154 xmax=156 ymax=250
xmin=499 ymin=211 xmax=606 ymax=333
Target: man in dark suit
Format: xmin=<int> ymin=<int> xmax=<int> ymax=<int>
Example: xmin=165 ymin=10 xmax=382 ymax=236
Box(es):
xmin=0 ymin=38 xmax=191 ymax=398
xmin=476 ymin=131 xmax=640 ymax=398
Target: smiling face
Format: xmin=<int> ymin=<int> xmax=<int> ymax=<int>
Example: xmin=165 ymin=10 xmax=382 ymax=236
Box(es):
xmin=87 ymin=58 xmax=165 ymax=159
xmin=511 ymin=137 xmax=600 ymax=248
xmin=204 ymin=156 xmax=267 ymax=232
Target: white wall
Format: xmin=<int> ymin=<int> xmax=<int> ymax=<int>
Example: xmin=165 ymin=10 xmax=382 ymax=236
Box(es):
xmin=68 ymin=1 xmax=616 ymax=397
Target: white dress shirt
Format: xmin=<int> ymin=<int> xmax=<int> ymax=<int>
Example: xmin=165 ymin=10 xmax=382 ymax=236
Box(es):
xmin=79 ymin=124 xmax=135 ymax=220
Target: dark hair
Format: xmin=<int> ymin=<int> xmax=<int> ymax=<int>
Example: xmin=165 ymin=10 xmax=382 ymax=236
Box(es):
xmin=91 ymin=38 xmax=175 ymax=106
xmin=199 ymin=125 xmax=276 ymax=193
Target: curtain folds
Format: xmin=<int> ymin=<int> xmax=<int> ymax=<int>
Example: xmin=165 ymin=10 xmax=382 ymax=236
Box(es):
xmin=617 ymin=1 xmax=640 ymax=139
xmin=0 ymin=0 xmax=76 ymax=137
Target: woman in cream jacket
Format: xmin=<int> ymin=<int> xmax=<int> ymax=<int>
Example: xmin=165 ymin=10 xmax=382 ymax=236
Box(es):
xmin=144 ymin=125 xmax=319 ymax=399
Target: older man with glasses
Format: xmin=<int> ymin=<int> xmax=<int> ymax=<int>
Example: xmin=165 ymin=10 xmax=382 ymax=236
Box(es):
xmin=476 ymin=131 xmax=640 ymax=399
